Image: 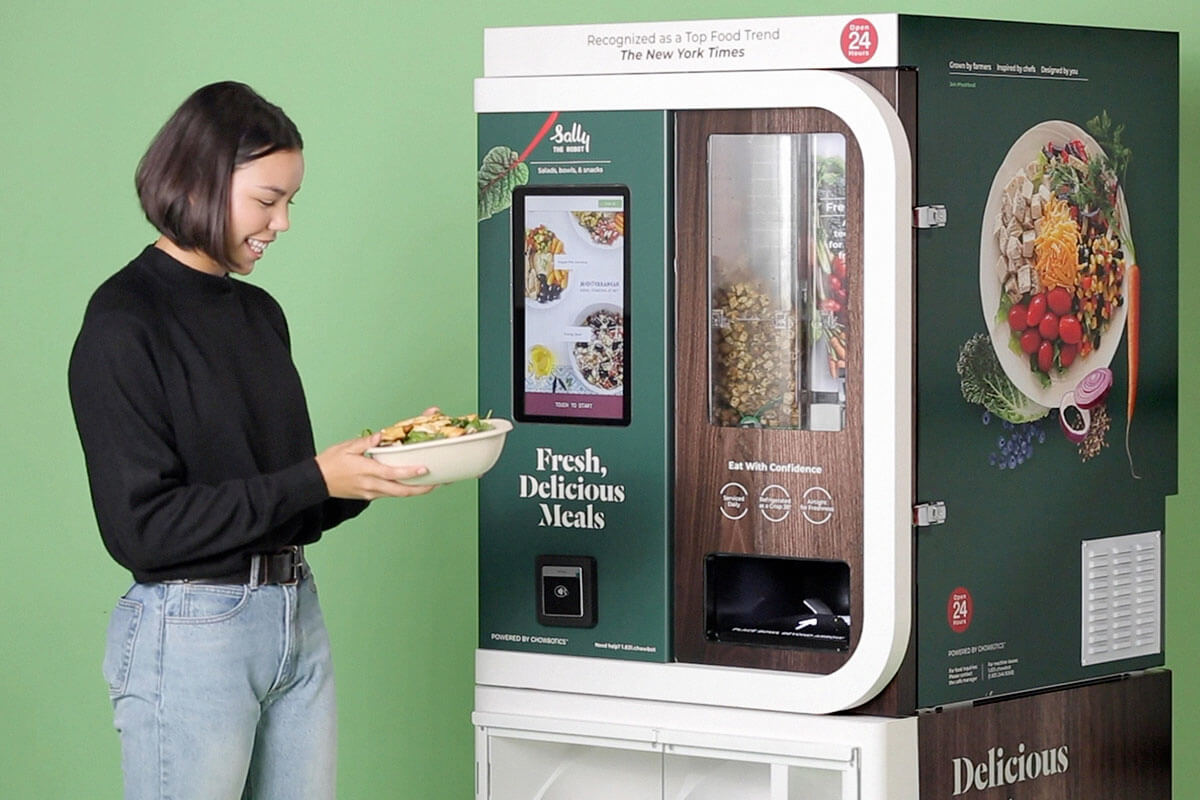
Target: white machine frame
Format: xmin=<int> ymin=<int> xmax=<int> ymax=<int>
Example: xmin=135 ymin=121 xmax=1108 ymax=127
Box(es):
xmin=475 ymin=68 xmax=913 ymax=715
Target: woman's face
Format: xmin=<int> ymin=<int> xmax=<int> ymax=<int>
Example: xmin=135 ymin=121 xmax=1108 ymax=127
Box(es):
xmin=225 ymin=149 xmax=305 ymax=276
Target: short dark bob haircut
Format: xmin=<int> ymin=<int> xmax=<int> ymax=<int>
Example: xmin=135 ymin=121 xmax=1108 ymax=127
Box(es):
xmin=136 ymin=81 xmax=302 ymax=271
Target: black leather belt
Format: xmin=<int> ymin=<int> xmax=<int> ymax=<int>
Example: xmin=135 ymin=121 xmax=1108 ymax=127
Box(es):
xmin=169 ymin=546 xmax=308 ymax=586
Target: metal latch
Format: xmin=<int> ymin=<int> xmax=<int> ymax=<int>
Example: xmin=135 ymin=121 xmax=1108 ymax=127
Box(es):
xmin=913 ymin=501 xmax=947 ymax=527
xmin=913 ymin=205 xmax=947 ymax=229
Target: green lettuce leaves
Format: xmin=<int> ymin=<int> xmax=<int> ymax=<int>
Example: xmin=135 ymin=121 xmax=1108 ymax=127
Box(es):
xmin=957 ymin=332 xmax=1049 ymax=423
xmin=478 ymin=146 xmax=529 ymax=222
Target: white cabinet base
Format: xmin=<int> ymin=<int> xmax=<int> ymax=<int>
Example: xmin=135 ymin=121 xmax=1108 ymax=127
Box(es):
xmin=474 ymin=683 xmax=918 ymax=799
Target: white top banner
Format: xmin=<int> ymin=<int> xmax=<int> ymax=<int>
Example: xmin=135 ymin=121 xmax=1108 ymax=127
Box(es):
xmin=483 ymin=14 xmax=899 ymax=77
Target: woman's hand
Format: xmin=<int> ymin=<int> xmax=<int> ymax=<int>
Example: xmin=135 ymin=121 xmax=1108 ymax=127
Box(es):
xmin=315 ymin=432 xmax=435 ymax=500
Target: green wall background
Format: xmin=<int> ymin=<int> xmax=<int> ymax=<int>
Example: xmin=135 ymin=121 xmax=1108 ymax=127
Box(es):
xmin=1 ymin=1 xmax=1194 ymax=797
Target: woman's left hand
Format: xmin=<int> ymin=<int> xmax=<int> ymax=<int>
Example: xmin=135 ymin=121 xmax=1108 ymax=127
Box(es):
xmin=316 ymin=432 xmax=435 ymax=499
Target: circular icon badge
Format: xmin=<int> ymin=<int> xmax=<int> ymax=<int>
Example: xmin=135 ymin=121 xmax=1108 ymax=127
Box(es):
xmin=800 ymin=486 xmax=835 ymax=525
xmin=720 ymin=482 xmax=749 ymax=520
xmin=841 ymin=18 xmax=878 ymax=64
xmin=947 ymin=586 xmax=974 ymax=633
xmin=758 ymin=484 xmax=792 ymax=523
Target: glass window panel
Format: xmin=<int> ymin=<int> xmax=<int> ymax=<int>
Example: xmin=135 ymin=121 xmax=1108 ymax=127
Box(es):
xmin=488 ymin=738 xmax=660 ymax=800
xmin=708 ymin=133 xmax=848 ymax=431
xmin=663 ymin=754 xmax=772 ymax=799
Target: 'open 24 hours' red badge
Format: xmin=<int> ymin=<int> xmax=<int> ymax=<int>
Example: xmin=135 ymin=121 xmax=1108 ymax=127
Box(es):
xmin=947 ymin=586 xmax=973 ymax=633
xmin=840 ymin=18 xmax=879 ymax=64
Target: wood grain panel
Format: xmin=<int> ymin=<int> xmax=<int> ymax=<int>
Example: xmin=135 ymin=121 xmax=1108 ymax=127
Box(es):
xmin=672 ymin=69 xmax=919 ymax=715
xmin=674 ymin=105 xmax=865 ymax=677
xmin=917 ymin=671 xmax=1170 ymax=799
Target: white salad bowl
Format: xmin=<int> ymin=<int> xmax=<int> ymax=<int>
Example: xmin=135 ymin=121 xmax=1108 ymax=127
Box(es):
xmin=366 ymin=418 xmax=513 ymax=486
xmin=569 ymin=303 xmax=625 ymax=395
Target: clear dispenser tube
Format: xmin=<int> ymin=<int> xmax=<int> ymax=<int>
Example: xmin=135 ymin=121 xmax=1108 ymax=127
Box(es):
xmin=708 ymin=132 xmax=847 ymax=431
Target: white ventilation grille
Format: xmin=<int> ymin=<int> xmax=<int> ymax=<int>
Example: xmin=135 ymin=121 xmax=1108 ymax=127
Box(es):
xmin=1081 ymin=531 xmax=1161 ymax=667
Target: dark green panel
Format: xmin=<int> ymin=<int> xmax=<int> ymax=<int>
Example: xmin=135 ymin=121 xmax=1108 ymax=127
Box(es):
xmin=477 ymin=111 xmax=672 ymax=660
xmin=899 ymin=17 xmax=1178 ymax=707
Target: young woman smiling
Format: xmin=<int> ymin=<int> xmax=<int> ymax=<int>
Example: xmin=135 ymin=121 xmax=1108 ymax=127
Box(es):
xmin=69 ymin=82 xmax=431 ymax=800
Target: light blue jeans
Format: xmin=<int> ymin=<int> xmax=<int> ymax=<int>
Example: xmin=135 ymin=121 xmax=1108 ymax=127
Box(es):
xmin=103 ymin=576 xmax=336 ymax=800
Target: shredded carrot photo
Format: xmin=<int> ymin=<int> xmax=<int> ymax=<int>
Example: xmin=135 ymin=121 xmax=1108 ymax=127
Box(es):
xmin=1034 ymin=196 xmax=1080 ymax=290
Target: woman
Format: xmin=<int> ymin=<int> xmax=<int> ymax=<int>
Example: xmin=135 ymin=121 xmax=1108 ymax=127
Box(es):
xmin=68 ymin=81 xmax=430 ymax=800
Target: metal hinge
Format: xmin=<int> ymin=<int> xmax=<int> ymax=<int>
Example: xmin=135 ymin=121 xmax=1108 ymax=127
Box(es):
xmin=913 ymin=205 xmax=947 ymax=229
xmin=913 ymin=501 xmax=947 ymax=527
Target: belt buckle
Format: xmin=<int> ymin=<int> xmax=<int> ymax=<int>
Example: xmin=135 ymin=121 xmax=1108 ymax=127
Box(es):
xmin=280 ymin=545 xmax=304 ymax=585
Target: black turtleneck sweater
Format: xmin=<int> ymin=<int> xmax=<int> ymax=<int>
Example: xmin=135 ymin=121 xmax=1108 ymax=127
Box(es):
xmin=69 ymin=245 xmax=366 ymax=583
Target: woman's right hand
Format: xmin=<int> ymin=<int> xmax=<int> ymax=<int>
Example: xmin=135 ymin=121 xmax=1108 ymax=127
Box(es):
xmin=315 ymin=432 xmax=435 ymax=499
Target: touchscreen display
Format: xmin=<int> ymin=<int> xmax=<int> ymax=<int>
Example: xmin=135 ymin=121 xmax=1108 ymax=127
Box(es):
xmin=513 ymin=185 xmax=630 ymax=425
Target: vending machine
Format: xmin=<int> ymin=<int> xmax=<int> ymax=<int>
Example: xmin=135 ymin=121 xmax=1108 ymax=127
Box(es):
xmin=475 ymin=13 xmax=1176 ymax=799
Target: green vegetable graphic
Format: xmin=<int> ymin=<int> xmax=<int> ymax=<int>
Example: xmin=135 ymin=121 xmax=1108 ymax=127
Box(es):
xmin=477 ymin=145 xmax=529 ymax=222
xmin=477 ymin=111 xmax=561 ymax=222
xmin=957 ymin=332 xmax=1048 ymax=424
